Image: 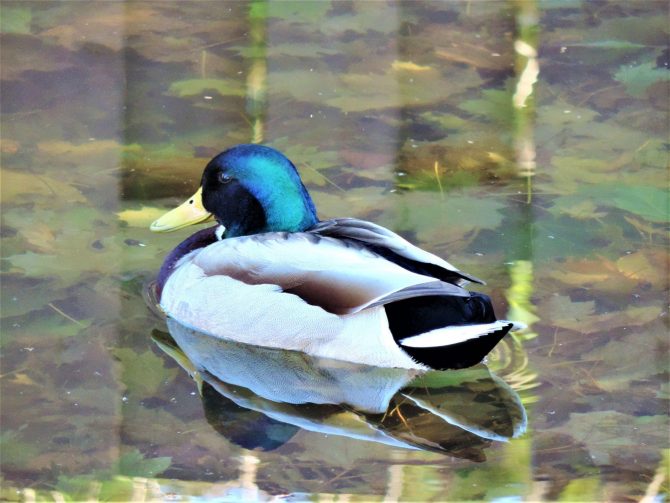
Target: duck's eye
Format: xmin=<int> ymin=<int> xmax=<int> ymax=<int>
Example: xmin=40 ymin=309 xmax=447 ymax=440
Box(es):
xmin=218 ymin=172 xmax=233 ymax=184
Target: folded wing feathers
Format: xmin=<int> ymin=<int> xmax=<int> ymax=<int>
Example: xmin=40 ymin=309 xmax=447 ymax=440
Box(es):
xmin=362 ymin=280 xmax=470 ymax=311
xmin=310 ymin=218 xmax=485 ymax=285
xmin=193 ymin=232 xmax=469 ymax=315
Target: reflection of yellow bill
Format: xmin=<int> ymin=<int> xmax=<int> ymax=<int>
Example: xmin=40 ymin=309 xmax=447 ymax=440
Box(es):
xmin=150 ymin=187 xmax=213 ymax=232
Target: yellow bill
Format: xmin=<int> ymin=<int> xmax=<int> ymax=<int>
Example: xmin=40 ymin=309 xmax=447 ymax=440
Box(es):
xmin=150 ymin=187 xmax=213 ymax=232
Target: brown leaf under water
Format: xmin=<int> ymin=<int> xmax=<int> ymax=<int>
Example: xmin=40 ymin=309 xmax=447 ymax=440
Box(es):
xmin=40 ymin=4 xmax=185 ymax=51
xmin=2 ymin=170 xmax=86 ymax=203
xmin=541 ymin=295 xmax=662 ymax=334
xmin=1 ymin=138 xmax=21 ymax=155
xmin=425 ymin=19 xmax=514 ymax=72
xmin=546 ymin=250 xmax=668 ymax=293
xmin=18 ymin=223 xmax=56 ymax=253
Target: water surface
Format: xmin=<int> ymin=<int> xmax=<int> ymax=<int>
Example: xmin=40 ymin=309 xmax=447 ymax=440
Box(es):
xmin=1 ymin=1 xmax=668 ymax=501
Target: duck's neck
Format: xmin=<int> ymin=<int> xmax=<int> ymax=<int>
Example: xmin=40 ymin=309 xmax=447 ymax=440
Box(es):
xmin=262 ymin=182 xmax=319 ymax=234
xmin=222 ymin=181 xmax=319 ymax=238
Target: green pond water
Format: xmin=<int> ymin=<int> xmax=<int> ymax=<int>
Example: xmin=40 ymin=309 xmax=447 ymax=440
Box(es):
xmin=1 ymin=1 xmax=668 ymax=501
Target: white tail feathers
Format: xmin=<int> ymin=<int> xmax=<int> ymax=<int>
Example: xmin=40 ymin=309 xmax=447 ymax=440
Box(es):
xmin=399 ymin=321 xmax=515 ymax=349
xmin=509 ymin=320 xmax=527 ymax=331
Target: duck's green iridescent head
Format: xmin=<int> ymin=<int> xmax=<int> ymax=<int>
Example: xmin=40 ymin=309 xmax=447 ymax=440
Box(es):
xmin=151 ymin=145 xmax=319 ymax=238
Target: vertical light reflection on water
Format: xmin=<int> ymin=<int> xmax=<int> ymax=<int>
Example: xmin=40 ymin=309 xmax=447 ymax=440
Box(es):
xmin=497 ymin=2 xmax=542 ymax=499
xmin=482 ymin=2 xmax=539 ymax=403
xmin=383 ymin=463 xmax=404 ymax=502
xmin=238 ymin=454 xmax=261 ymax=501
xmin=512 ymin=0 xmax=539 ymax=200
xmin=247 ymin=1 xmax=268 ymax=144
xmin=95 ymin=0 xmax=125 ymax=481
xmin=231 ymin=0 xmax=269 ymax=487
xmin=506 ymin=0 xmax=540 ymax=341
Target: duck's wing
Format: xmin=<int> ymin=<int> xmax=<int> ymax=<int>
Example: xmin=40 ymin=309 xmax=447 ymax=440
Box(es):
xmin=309 ymin=218 xmax=484 ymax=286
xmin=192 ymin=232 xmax=470 ymax=315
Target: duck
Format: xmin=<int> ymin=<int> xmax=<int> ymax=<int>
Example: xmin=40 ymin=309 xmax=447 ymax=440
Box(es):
xmin=150 ymin=144 xmax=523 ymax=370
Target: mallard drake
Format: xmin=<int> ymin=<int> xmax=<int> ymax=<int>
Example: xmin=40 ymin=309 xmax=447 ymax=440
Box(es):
xmin=150 ymin=144 xmax=522 ymax=370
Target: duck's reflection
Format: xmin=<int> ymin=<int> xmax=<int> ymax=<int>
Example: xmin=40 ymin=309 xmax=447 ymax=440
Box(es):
xmin=154 ymin=319 xmax=527 ymax=461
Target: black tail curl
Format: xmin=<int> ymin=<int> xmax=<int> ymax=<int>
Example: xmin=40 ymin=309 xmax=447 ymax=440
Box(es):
xmin=385 ymin=292 xmax=509 ymax=370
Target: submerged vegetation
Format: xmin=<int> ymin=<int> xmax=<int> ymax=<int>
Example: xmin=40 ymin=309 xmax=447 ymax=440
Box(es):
xmin=1 ymin=1 xmax=668 ymax=501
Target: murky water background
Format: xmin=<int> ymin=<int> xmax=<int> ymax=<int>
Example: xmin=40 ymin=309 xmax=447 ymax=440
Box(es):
xmin=1 ymin=1 xmax=668 ymax=501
